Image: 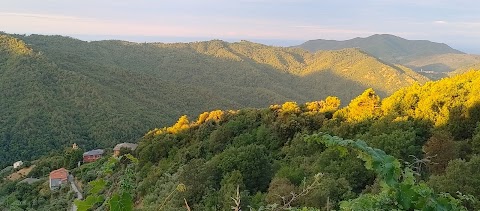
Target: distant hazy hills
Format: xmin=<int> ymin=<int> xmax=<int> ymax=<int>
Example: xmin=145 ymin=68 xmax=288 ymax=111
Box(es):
xmin=296 ymin=34 xmax=463 ymax=63
xmin=0 ymin=33 xmax=429 ymax=166
xmin=449 ymin=62 xmax=480 ymax=77
xmin=405 ymin=53 xmax=480 ymax=79
xmin=296 ymin=34 xmax=480 ymax=79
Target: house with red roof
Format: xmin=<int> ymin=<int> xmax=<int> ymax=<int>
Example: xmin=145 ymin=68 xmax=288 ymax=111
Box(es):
xmin=49 ymin=168 xmax=68 ymax=190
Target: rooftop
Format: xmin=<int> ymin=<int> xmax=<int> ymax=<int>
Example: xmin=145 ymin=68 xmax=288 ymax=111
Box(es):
xmin=83 ymin=149 xmax=105 ymax=156
xmin=113 ymin=143 xmax=138 ymax=151
xmin=49 ymin=168 xmax=68 ymax=179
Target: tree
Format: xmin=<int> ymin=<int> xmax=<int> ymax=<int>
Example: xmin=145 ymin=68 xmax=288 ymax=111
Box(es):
xmin=471 ymin=123 xmax=480 ymax=154
xmin=428 ymin=156 xmax=480 ymax=210
xmin=322 ymin=96 xmax=341 ymax=113
xmin=305 ymin=133 xmax=466 ymax=210
xmin=64 ymin=147 xmax=84 ymax=169
xmin=209 ymin=144 xmax=273 ymax=193
xmin=334 ymin=88 xmax=381 ymax=122
xmin=265 ymin=177 xmax=297 ymax=206
xmin=179 ymin=159 xmax=215 ymax=206
xmin=302 ymin=176 xmax=354 ymax=210
xmin=423 ymin=131 xmax=457 ymax=175
xmin=357 ymin=128 xmax=421 ymax=161
xmin=218 ymin=170 xmax=247 ymax=210
xmin=167 ymin=115 xmax=191 ymax=134
xmin=280 ymin=102 xmax=301 ymax=116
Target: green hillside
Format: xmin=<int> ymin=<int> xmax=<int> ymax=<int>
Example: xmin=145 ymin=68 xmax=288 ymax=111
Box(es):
xmin=406 ymin=53 xmax=480 ymax=72
xmin=156 ymin=40 xmax=428 ymax=94
xmin=0 ymin=33 xmax=428 ymax=167
xmin=404 ymin=53 xmax=480 ymax=79
xmin=450 ymin=62 xmax=480 ymax=77
xmin=2 ymin=71 xmax=479 ymax=210
xmin=85 ymin=69 xmax=480 ymax=210
xmin=296 ymin=34 xmax=463 ymax=64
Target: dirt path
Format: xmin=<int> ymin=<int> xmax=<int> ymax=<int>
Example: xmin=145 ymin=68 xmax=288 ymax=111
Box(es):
xmin=69 ymin=174 xmax=83 ymax=211
xmin=7 ymin=165 xmax=35 ymax=181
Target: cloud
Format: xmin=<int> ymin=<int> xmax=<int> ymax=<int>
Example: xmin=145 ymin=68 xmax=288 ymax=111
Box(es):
xmin=292 ymin=25 xmax=377 ymax=35
xmin=434 ymin=20 xmax=448 ymax=24
xmin=238 ymin=0 xmax=312 ymax=3
xmin=0 ymin=12 xmax=196 ymax=36
xmin=0 ymin=11 xmax=373 ymax=40
xmin=0 ymin=12 xmax=87 ymax=21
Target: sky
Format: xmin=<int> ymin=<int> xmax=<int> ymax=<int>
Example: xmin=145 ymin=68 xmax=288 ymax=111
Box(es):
xmin=1 ymin=0 xmax=479 ymax=53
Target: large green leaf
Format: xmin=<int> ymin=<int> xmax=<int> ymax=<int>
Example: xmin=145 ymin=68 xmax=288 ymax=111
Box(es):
xmin=88 ymin=179 xmax=106 ymax=195
xmin=109 ymin=192 xmax=133 ymax=211
xmin=74 ymin=195 xmax=104 ymax=211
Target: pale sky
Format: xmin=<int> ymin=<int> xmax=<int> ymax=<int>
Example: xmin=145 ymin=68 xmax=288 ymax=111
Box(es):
xmin=1 ymin=0 xmax=479 ymax=53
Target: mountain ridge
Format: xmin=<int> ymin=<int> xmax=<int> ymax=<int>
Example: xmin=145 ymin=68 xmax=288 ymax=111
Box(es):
xmin=295 ymin=34 xmax=464 ymax=64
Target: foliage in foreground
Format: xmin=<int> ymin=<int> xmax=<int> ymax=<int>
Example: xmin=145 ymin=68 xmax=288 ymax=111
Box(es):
xmin=3 ymin=70 xmax=480 ymax=210
xmin=305 ymin=133 xmax=468 ymax=210
xmin=74 ymin=154 xmax=139 ymax=211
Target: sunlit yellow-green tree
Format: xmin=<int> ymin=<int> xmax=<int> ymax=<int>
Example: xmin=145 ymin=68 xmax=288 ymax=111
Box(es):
xmin=167 ymin=115 xmax=191 ymax=134
xmin=334 ymin=88 xmax=381 ymax=122
xmin=280 ymin=101 xmax=301 ymax=115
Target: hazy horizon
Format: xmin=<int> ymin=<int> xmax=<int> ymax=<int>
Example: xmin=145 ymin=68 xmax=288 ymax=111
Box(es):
xmin=1 ymin=0 xmax=479 ymax=53
xmin=4 ymin=31 xmax=478 ymax=55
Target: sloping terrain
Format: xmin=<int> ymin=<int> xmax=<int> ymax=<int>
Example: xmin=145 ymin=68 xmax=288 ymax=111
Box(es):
xmin=159 ymin=40 xmax=428 ymax=94
xmin=406 ymin=53 xmax=480 ymax=72
xmin=449 ymin=62 xmax=480 ymax=77
xmin=405 ymin=53 xmax=480 ymax=79
xmin=0 ymin=33 xmax=428 ymax=166
xmin=2 ymin=64 xmax=479 ymax=211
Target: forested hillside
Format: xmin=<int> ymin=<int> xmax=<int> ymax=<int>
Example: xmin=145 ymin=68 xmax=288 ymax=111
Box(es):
xmin=404 ymin=53 xmax=480 ymax=79
xmin=296 ymin=34 xmax=463 ymax=64
xmin=0 ymin=33 xmax=428 ymax=166
xmin=0 ymin=34 xmax=238 ymax=167
xmin=158 ymin=40 xmax=428 ymax=94
xmin=2 ymin=70 xmax=479 ymax=210
xmin=295 ymin=34 xmax=480 ymax=80
xmin=405 ymin=53 xmax=480 ymax=72
xmin=450 ymin=62 xmax=480 ymax=77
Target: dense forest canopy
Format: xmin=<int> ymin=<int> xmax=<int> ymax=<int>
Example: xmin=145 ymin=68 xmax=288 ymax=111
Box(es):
xmin=2 ymin=70 xmax=479 ymax=210
xmin=0 ymin=33 xmax=429 ymax=166
xmin=132 ymin=70 xmax=480 ymax=210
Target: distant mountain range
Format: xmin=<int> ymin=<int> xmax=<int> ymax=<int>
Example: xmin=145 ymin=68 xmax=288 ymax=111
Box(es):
xmin=0 ymin=33 xmax=429 ymax=166
xmin=295 ymin=34 xmax=480 ymax=79
xmin=296 ymin=34 xmax=463 ymax=63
